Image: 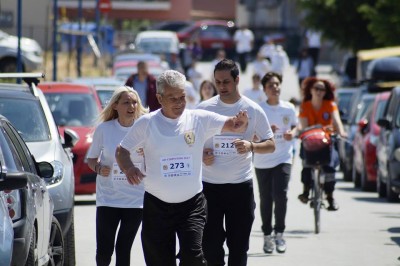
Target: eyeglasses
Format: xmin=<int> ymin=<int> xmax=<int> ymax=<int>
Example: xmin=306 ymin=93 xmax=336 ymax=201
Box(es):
xmin=312 ymin=86 xmax=326 ymax=92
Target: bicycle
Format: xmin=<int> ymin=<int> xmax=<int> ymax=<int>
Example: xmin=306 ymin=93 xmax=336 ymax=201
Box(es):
xmin=299 ymin=125 xmax=337 ymax=234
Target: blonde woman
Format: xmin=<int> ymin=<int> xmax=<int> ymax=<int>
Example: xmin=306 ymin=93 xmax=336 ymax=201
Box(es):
xmin=86 ymin=86 xmax=148 ymax=266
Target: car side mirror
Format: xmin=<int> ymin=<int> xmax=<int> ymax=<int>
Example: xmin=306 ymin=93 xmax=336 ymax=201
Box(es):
xmin=63 ymin=128 xmax=79 ymax=149
xmin=0 ymin=164 xmax=28 ymax=191
xmin=377 ymin=118 xmax=391 ymax=130
xmin=37 ymin=162 xmax=54 ymax=178
xmin=357 ymin=119 xmax=369 ymax=135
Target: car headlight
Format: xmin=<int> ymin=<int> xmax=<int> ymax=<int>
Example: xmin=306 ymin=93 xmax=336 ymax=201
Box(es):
xmin=45 ymin=160 xmax=64 ymax=185
xmin=394 ymin=148 xmax=400 ymax=162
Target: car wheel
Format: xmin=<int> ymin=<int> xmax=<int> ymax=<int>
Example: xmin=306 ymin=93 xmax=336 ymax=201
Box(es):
xmin=361 ymin=164 xmax=375 ymax=192
xmin=342 ymin=164 xmax=352 ymax=182
xmin=48 ymin=217 xmax=64 ymax=266
xmin=377 ymin=171 xmax=386 ymax=198
xmin=0 ymin=58 xmax=18 ymax=73
xmin=352 ymin=164 xmax=361 ymax=188
xmin=25 ymin=226 xmax=38 ymax=266
xmin=386 ymin=171 xmax=400 ymax=202
xmin=63 ymin=216 xmax=76 ymax=266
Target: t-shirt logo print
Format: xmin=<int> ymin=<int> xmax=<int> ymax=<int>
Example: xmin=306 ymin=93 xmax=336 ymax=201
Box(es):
xmin=322 ymin=112 xmax=330 ymax=120
xmin=283 ymin=116 xmax=290 ymax=125
xmin=184 ymin=131 xmax=195 ymax=146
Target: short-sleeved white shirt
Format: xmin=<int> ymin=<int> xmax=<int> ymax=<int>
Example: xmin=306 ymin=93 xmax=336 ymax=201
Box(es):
xmin=254 ymin=100 xmax=298 ymax=168
xmin=243 ymin=88 xmax=267 ymax=105
xmin=197 ymin=95 xmax=274 ymax=184
xmin=86 ymin=119 xmax=145 ymax=208
xmin=120 ymin=109 xmax=227 ymax=203
xmin=234 ymin=29 xmax=254 ymax=53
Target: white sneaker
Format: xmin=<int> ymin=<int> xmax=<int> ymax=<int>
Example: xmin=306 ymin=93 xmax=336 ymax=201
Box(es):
xmin=263 ymin=235 xmax=275 ymax=254
xmin=275 ymin=233 xmax=287 ymax=253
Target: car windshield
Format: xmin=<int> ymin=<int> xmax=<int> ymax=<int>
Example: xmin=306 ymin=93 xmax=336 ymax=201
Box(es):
xmin=354 ymin=97 xmax=375 ymax=123
xmin=0 ymin=98 xmax=51 ymax=142
xmin=136 ymin=38 xmax=173 ymax=54
xmin=338 ymin=92 xmax=354 ymax=118
xmin=96 ymin=90 xmax=114 ymax=108
xmin=44 ymin=93 xmax=98 ymax=127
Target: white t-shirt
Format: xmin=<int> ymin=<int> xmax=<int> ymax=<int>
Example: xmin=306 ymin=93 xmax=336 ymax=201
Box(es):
xmin=306 ymin=30 xmax=321 ymax=48
xmin=234 ymin=29 xmax=254 ymax=53
xmin=120 ymin=109 xmax=226 ymax=203
xmin=254 ymin=100 xmax=298 ymax=168
xmin=253 ymin=59 xmax=272 ymax=78
xmin=242 ymin=88 xmax=267 ymax=105
xmin=86 ymin=119 xmax=145 ymax=208
xmin=197 ymin=95 xmax=274 ymax=184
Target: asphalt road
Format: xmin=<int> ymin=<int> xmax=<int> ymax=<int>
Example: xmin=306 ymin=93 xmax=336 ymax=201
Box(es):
xmin=74 ymin=62 xmax=400 ymax=266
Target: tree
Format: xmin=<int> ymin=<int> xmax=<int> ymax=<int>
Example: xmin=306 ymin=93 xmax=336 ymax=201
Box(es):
xmin=297 ymin=0 xmax=378 ymax=52
xmin=359 ymin=0 xmax=400 ymax=46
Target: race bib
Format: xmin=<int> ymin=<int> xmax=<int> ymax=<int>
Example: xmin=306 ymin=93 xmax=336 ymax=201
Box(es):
xmin=112 ymin=162 xmax=142 ymax=183
xmin=213 ymin=135 xmax=239 ymax=156
xmin=160 ymin=155 xmax=193 ymax=178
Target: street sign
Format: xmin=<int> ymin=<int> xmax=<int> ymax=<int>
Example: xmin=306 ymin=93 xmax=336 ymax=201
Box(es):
xmin=99 ymin=0 xmax=112 ymax=14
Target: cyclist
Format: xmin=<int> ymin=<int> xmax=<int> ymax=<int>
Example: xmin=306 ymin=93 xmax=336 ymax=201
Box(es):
xmin=297 ymin=77 xmax=347 ymax=211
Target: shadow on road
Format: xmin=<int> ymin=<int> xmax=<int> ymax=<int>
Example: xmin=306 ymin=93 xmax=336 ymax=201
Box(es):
xmin=74 ymin=199 xmax=96 ymax=206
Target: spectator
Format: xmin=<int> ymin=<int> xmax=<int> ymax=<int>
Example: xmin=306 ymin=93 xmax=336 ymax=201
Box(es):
xmin=305 ymin=29 xmax=322 ymax=74
xmin=125 ymin=61 xmax=161 ymax=111
xmin=259 ymin=37 xmax=276 ymax=64
xmin=233 ymin=24 xmax=254 ymax=73
xmin=295 ymin=48 xmax=315 ymax=96
xmin=186 ymin=59 xmax=203 ymax=92
xmin=271 ymin=45 xmax=290 ymax=75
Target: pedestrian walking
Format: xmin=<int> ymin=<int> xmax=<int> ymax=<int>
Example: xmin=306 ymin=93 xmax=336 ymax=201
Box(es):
xmin=115 ymin=70 xmax=250 ymax=266
xmin=125 ymin=61 xmax=161 ymax=111
xmin=305 ymin=29 xmax=322 ymax=73
xmin=296 ymin=48 xmax=315 ymax=96
xmin=197 ymin=59 xmax=275 ymax=266
xmin=233 ymin=25 xmax=254 ymax=73
xmin=253 ymin=72 xmax=298 ymax=254
xmin=86 ymin=86 xmax=148 ymax=266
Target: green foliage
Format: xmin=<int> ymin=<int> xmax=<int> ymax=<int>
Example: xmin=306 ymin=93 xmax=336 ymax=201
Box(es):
xmin=359 ymin=0 xmax=400 ymax=46
xmin=297 ymin=0 xmax=385 ymax=52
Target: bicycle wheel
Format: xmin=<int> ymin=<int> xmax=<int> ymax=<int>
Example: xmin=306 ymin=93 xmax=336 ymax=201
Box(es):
xmin=312 ymin=168 xmax=322 ymax=234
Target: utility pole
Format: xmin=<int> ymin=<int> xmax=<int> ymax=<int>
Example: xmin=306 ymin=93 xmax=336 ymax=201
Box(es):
xmin=17 ymin=0 xmax=22 ymax=83
xmin=77 ymin=0 xmax=83 ymax=77
xmin=52 ymin=0 xmax=58 ymax=81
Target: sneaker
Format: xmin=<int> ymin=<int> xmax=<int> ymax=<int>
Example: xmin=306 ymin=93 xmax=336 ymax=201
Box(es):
xmin=275 ymin=233 xmax=287 ymax=253
xmin=298 ymin=193 xmax=309 ymax=204
xmin=263 ymin=235 xmax=275 ymax=254
xmin=327 ymin=197 xmax=339 ymax=211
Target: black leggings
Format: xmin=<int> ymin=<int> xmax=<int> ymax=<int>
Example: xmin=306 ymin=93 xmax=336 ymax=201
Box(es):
xmin=96 ymin=206 xmax=143 ymax=266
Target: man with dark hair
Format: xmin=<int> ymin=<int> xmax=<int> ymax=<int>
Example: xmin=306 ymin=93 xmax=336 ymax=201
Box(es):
xmin=197 ymin=59 xmax=275 ymax=266
xmin=125 ymin=61 xmax=161 ymax=111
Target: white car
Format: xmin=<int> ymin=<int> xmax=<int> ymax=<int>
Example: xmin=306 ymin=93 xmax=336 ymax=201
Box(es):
xmin=0 ymin=30 xmax=43 ymax=72
xmin=134 ymin=30 xmax=180 ymax=55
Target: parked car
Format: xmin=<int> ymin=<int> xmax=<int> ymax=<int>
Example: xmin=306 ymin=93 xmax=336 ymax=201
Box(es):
xmin=112 ymin=52 xmax=169 ymax=81
xmin=0 ymin=185 xmax=25 ymax=266
xmin=0 ymin=115 xmax=64 ymax=265
xmin=376 ymin=86 xmax=400 ymax=202
xmin=337 ymin=56 xmax=400 ymax=181
xmin=150 ymin=20 xmax=191 ymax=32
xmin=135 ymin=30 xmax=180 ymax=55
xmin=352 ymin=91 xmax=390 ymax=191
xmin=38 ymin=82 xmax=102 ymax=195
xmin=335 ymin=87 xmax=357 ymax=124
xmin=0 ymin=73 xmax=78 ymax=265
xmin=68 ymin=77 xmax=123 ymax=108
xmin=0 ymin=30 xmax=43 ymax=72
xmin=176 ymin=20 xmax=236 ymax=60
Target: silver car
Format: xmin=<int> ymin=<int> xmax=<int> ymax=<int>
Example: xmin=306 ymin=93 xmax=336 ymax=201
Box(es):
xmin=0 ymin=73 xmax=78 ymax=265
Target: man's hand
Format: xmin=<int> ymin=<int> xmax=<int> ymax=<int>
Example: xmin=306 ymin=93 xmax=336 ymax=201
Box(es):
xmin=98 ymin=165 xmax=111 ymax=177
xmin=233 ymin=110 xmax=248 ymax=132
xmin=203 ymin=148 xmax=215 ymax=166
xmin=283 ymin=130 xmax=294 ymax=141
xmin=233 ymin=139 xmax=252 ymax=154
xmin=125 ymin=166 xmax=146 ymax=185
